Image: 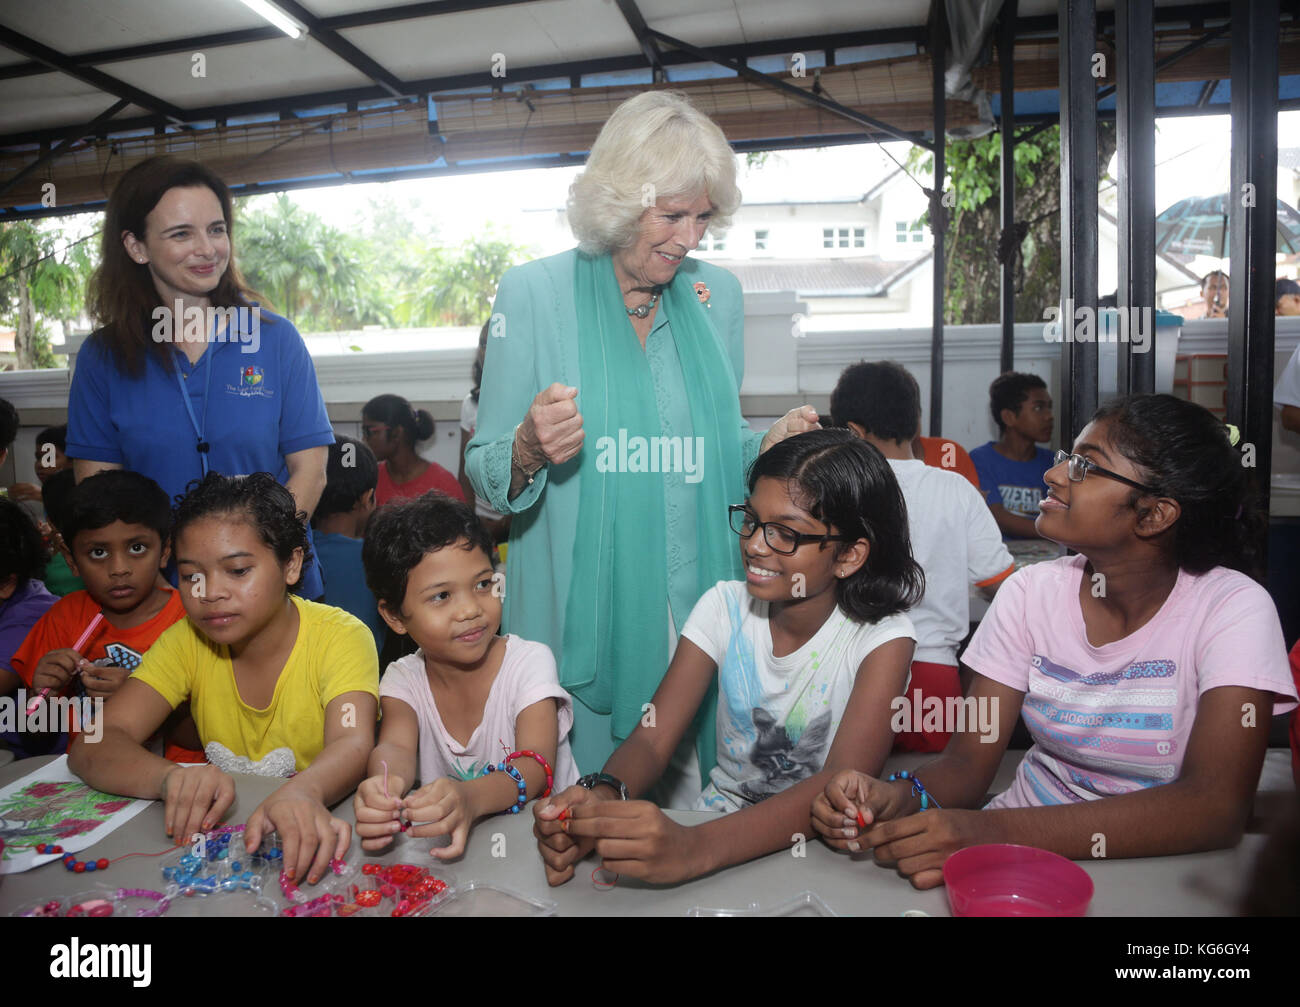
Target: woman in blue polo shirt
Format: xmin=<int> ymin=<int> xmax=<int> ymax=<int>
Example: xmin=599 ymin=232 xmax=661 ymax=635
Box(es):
xmin=67 ymin=156 xmax=332 ymax=598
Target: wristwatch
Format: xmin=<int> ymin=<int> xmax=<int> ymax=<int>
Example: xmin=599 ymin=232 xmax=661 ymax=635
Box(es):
xmin=577 ymin=772 xmax=629 ymax=800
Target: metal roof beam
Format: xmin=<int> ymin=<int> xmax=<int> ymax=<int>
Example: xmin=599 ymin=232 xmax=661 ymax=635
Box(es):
xmin=0 ymin=28 xmax=930 ymax=150
xmin=0 ymin=98 xmax=131 ymax=199
xmin=614 ymin=0 xmax=667 ymax=82
xmin=646 ymin=28 xmax=933 ymax=149
xmin=271 ymin=0 xmax=409 ymax=99
xmin=0 ymin=24 xmax=188 ymax=124
xmin=0 ymin=19 xmax=923 ymax=82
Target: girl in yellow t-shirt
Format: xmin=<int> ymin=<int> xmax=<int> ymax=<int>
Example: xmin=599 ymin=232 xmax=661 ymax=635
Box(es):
xmin=69 ymin=472 xmax=379 ymax=888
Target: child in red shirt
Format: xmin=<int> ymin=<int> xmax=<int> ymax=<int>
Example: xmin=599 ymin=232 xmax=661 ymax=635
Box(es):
xmin=362 ymin=394 xmax=465 ymax=506
xmin=9 ymin=471 xmax=195 ymax=759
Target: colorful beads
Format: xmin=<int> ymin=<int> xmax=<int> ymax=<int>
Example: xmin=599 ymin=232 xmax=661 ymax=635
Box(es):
xmin=57 ymin=851 xmax=112 ymax=875
xmin=335 ymin=863 xmax=449 ymax=918
xmin=506 ymin=749 xmax=554 ymax=799
xmin=35 ymin=843 xmax=63 ymax=855
xmin=482 ymin=760 xmax=527 ymax=813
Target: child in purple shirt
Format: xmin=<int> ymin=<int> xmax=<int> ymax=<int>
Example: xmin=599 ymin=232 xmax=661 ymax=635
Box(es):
xmin=1 ymin=499 xmax=58 ymax=756
xmin=812 ymin=394 xmax=1297 ymax=888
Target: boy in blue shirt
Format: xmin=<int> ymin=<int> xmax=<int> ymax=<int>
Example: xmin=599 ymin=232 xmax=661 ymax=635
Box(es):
xmin=969 ymin=371 xmax=1056 ymax=540
xmin=313 ymin=435 xmax=385 ymax=651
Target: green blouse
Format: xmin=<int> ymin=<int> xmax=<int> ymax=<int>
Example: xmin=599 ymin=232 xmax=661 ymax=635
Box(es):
xmin=465 ymin=248 xmax=762 ymax=772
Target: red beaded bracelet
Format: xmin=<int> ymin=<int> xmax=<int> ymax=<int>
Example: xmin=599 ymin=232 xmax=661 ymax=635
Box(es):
xmin=505 ymin=749 xmax=553 ymax=799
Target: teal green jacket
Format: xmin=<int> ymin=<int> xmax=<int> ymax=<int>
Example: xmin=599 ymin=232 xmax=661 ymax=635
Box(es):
xmin=465 ymin=248 xmax=763 ymax=763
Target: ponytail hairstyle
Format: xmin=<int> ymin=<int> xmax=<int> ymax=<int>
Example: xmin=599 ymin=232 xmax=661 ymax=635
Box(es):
xmin=173 ymin=472 xmax=312 ymax=592
xmin=747 ymin=428 xmax=924 ymax=622
xmin=1090 ymin=394 xmax=1261 ymax=576
xmin=362 ymin=394 xmax=434 ymax=448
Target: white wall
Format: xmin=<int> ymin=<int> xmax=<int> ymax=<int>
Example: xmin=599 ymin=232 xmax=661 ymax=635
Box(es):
xmin=5 ymin=310 xmax=1299 ymax=515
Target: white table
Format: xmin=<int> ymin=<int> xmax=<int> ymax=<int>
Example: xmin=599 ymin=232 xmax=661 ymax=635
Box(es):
xmin=1 ymin=750 xmax=1292 ymax=917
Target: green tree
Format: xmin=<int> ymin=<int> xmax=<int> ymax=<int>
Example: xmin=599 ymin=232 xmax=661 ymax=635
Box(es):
xmin=403 ymin=233 xmax=529 ymax=326
xmin=906 ymin=123 xmax=1117 ymax=325
xmin=236 ymin=194 xmax=394 ymax=332
xmin=0 ymin=220 xmax=98 ymax=370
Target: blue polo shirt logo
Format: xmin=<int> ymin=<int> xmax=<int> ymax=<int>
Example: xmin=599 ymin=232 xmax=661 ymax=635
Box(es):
xmin=227 ymin=364 xmax=273 ymax=398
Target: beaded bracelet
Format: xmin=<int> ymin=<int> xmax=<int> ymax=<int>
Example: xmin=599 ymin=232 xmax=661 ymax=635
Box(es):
xmin=505 ymin=749 xmax=553 ymax=799
xmin=481 ymin=761 xmax=527 ymax=813
xmin=887 ymin=770 xmax=943 ymax=810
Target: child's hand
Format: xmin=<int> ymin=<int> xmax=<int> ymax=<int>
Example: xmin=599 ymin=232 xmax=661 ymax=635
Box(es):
xmin=160 ymin=764 xmax=235 ymax=848
xmin=811 ymin=770 xmax=909 ymax=853
xmin=31 ymin=649 xmax=86 ymax=693
xmin=353 ymin=774 xmax=405 ymax=851
xmin=863 ymin=809 xmax=989 ymax=890
xmin=81 ymin=664 xmax=130 ymax=701
xmin=403 ymin=778 xmax=473 ymax=860
xmin=245 ymin=787 xmax=350 ymax=886
xmin=561 ymin=800 xmax=706 ymax=885
xmin=532 ymin=784 xmax=600 ymax=886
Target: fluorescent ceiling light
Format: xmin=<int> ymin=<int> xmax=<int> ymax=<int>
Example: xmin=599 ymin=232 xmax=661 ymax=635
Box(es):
xmin=239 ymin=0 xmax=304 ymax=39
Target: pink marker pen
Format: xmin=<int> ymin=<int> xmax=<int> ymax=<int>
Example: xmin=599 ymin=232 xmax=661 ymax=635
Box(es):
xmin=24 ymin=611 xmax=105 ymax=715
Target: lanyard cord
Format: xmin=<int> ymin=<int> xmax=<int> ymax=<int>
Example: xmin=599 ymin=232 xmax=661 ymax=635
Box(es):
xmin=173 ymin=338 xmax=215 ymax=478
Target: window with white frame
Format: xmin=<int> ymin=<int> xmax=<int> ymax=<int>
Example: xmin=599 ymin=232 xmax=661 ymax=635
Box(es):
xmin=823 ymin=226 xmax=864 ymax=250
xmin=896 ymin=220 xmax=925 ymax=243
xmin=699 ymin=233 xmax=726 ymax=252
xmin=754 ymin=229 xmax=769 ymax=251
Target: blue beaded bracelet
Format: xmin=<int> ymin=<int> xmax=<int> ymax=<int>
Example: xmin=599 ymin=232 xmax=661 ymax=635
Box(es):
xmin=887 ymin=770 xmax=943 ymax=810
xmin=482 ymin=761 xmax=527 ymax=814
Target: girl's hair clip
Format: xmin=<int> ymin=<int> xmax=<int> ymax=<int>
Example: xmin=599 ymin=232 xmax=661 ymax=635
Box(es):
xmin=1225 ymin=423 xmax=1242 ymax=447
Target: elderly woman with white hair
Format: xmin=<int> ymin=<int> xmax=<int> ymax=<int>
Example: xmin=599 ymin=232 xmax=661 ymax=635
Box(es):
xmin=464 ymin=91 xmax=817 ymax=803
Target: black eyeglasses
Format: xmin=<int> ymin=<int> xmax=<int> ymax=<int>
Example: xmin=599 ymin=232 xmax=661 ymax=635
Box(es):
xmin=728 ymin=505 xmax=850 ymax=555
xmin=1052 ymin=450 xmax=1160 ymax=494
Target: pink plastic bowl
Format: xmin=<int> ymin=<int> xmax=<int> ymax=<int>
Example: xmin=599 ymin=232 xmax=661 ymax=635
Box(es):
xmin=943 ymin=843 xmax=1094 ymax=917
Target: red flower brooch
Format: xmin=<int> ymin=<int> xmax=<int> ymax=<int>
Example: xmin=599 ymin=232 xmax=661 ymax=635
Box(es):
xmin=693 ymin=281 xmax=711 ymax=307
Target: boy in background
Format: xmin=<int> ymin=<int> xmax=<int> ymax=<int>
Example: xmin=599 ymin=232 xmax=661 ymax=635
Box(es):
xmin=34 ymin=424 xmax=72 ymax=486
xmin=832 ymin=361 xmax=1014 ymax=751
xmin=313 ymin=434 xmax=385 ymax=651
xmin=39 ymin=469 xmax=85 ymax=596
xmin=970 ymin=372 xmax=1056 ymax=540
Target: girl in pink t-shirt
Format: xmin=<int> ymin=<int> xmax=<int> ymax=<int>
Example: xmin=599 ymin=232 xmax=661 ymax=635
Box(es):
xmin=812 ymin=394 xmax=1298 ymax=889
xmin=353 ymin=493 xmax=577 ymax=860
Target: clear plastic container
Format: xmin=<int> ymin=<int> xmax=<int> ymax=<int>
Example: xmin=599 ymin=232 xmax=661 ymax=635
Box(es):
xmin=429 ymin=880 xmax=558 ymax=917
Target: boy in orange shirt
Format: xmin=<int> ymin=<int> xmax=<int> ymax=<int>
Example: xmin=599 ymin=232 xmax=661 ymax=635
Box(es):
xmin=8 ymin=471 xmax=193 ymax=758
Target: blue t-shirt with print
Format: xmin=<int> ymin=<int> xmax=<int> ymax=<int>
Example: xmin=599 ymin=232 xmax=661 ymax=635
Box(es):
xmin=970 ymin=442 xmax=1055 ymax=535
xmin=66 ymin=309 xmax=333 ymax=598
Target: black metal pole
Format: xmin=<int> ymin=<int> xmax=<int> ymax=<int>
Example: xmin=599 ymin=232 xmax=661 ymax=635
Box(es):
xmin=929 ymin=4 xmax=946 ymax=437
xmin=1058 ymin=0 xmax=1100 ymax=444
xmin=1115 ymin=0 xmax=1156 ymax=395
xmin=1227 ymin=0 xmax=1278 ymax=562
xmin=999 ymin=0 xmax=1018 ymax=374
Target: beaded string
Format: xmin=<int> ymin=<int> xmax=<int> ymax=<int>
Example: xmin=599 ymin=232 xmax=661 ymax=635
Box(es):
xmin=37 ymin=841 xmax=178 ymax=874
xmin=887 ymin=770 xmax=943 ymax=810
